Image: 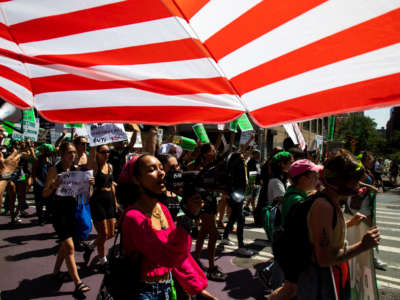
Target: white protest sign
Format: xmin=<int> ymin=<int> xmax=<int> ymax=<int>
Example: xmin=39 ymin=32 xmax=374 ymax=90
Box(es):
xmin=283 ymin=123 xmax=298 ymax=145
xmin=56 ymin=170 xmax=93 ymax=197
xmin=126 ymin=131 xmax=143 ymax=148
xmin=240 ymin=131 xmax=255 ymax=145
xmin=50 ymin=128 xmax=71 ymax=144
xmin=157 ymin=128 xmax=163 ymax=144
xmin=11 ymin=119 xmax=40 ymax=141
xmin=346 ymin=215 xmax=378 ymax=300
xmin=217 ymin=124 xmax=225 ymax=131
xmin=87 ymin=123 xmax=127 ymax=146
xmin=292 ymin=122 xmax=306 ymax=150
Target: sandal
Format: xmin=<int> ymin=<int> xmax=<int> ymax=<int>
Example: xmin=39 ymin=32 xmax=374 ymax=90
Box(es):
xmin=74 ymin=282 xmax=90 ymax=296
xmin=207 ymin=266 xmax=227 ymax=282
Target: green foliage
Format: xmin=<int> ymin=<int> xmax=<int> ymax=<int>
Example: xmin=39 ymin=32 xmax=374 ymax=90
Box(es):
xmin=335 ymin=115 xmax=387 ymax=156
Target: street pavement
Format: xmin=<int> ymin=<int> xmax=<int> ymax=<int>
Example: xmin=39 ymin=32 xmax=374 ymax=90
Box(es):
xmin=1 ymin=189 xmax=400 ymax=300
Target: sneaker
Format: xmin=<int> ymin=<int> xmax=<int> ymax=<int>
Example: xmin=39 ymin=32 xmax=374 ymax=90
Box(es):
xmin=10 ymin=217 xmax=22 ymax=225
xmin=237 ymin=247 xmax=254 ymax=257
xmin=374 ymin=257 xmax=387 ymax=271
xmin=220 ymin=239 xmax=235 ymax=246
xmin=207 ymin=266 xmax=227 ymax=282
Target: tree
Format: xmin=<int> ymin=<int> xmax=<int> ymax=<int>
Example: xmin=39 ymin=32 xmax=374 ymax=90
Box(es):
xmin=335 ymin=115 xmax=386 ymax=155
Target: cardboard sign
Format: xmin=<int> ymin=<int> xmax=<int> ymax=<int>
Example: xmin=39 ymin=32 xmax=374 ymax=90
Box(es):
xmin=87 ymin=123 xmax=127 ymax=146
xmin=345 ymin=216 xmax=378 ymax=300
xmin=237 ymin=114 xmax=254 ymax=132
xmin=240 ymin=131 xmax=255 ymax=145
xmin=56 ymin=170 xmax=93 ymax=197
xmin=10 ymin=118 xmax=40 ymax=141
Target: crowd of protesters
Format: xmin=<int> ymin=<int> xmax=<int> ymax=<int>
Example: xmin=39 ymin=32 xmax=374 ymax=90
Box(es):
xmin=0 ymin=123 xmax=396 ymax=300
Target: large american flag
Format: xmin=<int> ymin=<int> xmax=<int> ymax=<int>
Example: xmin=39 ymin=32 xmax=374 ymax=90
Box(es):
xmin=0 ymin=0 xmax=399 ymax=126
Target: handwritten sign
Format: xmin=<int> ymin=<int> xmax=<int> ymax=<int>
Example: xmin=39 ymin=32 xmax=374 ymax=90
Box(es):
xmin=56 ymin=170 xmax=93 ymax=197
xmin=87 ymin=123 xmax=127 ymax=146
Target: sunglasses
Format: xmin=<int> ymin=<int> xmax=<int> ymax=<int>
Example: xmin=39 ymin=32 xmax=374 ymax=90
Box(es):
xmin=98 ymin=150 xmax=110 ymax=154
xmin=76 ymin=142 xmax=87 ymax=146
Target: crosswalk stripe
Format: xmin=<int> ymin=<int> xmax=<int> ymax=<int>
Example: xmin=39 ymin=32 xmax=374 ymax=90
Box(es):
xmin=376 ymin=274 xmax=400 ymax=284
xmin=376 ymin=209 xmax=400 ymax=216
xmin=377 ymin=280 xmax=400 ymax=290
xmin=381 ymin=235 xmax=400 ymax=243
xmin=378 ymin=245 xmax=400 ymax=254
xmin=377 ymin=226 xmax=400 ymax=233
xmin=377 ymin=215 xmax=400 ymax=221
xmin=377 ymin=220 xmax=400 ymax=226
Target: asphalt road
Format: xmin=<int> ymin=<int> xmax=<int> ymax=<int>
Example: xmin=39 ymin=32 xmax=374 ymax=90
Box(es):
xmin=0 ymin=189 xmax=399 ymax=299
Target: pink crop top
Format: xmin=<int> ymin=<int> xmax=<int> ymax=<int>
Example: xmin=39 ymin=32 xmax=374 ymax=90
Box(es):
xmin=122 ymin=203 xmax=207 ymax=295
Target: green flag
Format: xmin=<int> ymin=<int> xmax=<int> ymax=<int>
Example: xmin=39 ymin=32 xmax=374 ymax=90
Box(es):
xmin=328 ymin=116 xmax=336 ymax=141
xmin=192 ymin=124 xmax=210 ymax=143
xmin=23 ymin=108 xmax=35 ymax=123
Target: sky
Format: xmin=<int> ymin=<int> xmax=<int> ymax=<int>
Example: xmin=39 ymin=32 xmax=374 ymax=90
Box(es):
xmin=364 ymin=107 xmax=392 ymax=129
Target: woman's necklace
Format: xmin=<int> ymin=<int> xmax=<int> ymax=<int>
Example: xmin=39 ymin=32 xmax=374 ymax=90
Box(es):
xmin=152 ymin=205 xmax=167 ymax=230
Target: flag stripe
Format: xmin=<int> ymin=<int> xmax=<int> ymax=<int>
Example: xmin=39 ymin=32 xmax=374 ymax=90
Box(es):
xmin=202 ymin=0 xmax=326 ymax=61
xmin=0 ymin=64 xmax=31 ymax=90
xmin=218 ymin=0 xmax=399 ymax=79
xmin=1 ymin=0 xmax=124 ymax=26
xmin=0 ymin=75 xmax=33 ymax=106
xmin=232 ymin=9 xmax=400 ymax=95
xmin=244 ymin=43 xmax=400 ymax=111
xmin=9 ymin=0 xmax=172 ymax=44
xmin=32 ymin=38 xmax=211 ymax=68
xmin=39 ymin=105 xmax=242 ymax=125
xmin=172 ymin=0 xmax=209 ymax=21
xmin=0 ymin=86 xmax=31 ymax=108
xmin=35 ymin=88 xmax=243 ymax=111
xmin=250 ymin=73 xmax=400 ymax=128
xmin=189 ymin=0 xmax=262 ymax=42
xmin=31 ymin=75 xmax=235 ymax=96
xmin=0 ymin=23 xmax=13 ymax=42
xmin=19 ymin=16 xmax=192 ymax=56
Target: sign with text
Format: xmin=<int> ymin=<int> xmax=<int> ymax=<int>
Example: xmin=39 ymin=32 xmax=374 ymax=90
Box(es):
xmin=87 ymin=123 xmax=127 ymax=146
xmin=10 ymin=118 xmax=40 ymax=141
xmin=56 ymin=170 xmax=93 ymax=197
xmin=240 ymin=130 xmax=255 ymax=145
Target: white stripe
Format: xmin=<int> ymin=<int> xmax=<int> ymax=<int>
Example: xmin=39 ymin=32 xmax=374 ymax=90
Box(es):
xmin=377 ymin=202 xmax=400 ymax=207
xmin=0 ymin=75 xmax=33 ymax=105
xmin=376 ymin=209 xmax=400 ymax=216
xmin=26 ymin=63 xmax=66 ymax=78
xmin=377 ymin=274 xmax=400 ymax=285
xmin=27 ymin=58 xmax=224 ymax=81
xmin=0 ymin=55 xmax=27 ymax=76
xmin=378 ymin=245 xmax=400 ymax=254
xmin=190 ymin=0 xmax=262 ymax=42
xmin=0 ymin=37 xmax=22 ymax=54
xmin=247 ymin=227 xmax=266 ymax=234
xmin=245 ymin=43 xmax=400 ymax=111
xmin=35 ymin=89 xmax=244 ymax=111
xmin=381 ymin=235 xmax=400 ymax=242
xmin=377 ymin=220 xmax=400 ymax=226
xmin=377 ymin=215 xmax=400 ymax=221
xmin=219 ymin=0 xmax=399 ymax=78
xmin=378 ymin=226 xmax=400 ymax=233
xmin=1 ymin=0 xmax=124 ymax=25
xmin=378 ymin=280 xmax=400 ymax=290
xmin=92 ymin=58 xmax=224 ymax=81
xmin=19 ymin=17 xmax=190 ymax=56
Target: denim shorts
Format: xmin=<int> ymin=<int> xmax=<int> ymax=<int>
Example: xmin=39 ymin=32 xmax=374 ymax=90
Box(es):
xmin=136 ymin=279 xmax=172 ymax=300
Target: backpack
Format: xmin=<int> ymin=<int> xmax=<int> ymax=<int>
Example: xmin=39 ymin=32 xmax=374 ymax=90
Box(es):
xmin=272 ymin=192 xmax=337 ymax=282
xmin=97 ymin=208 xmax=142 ymax=300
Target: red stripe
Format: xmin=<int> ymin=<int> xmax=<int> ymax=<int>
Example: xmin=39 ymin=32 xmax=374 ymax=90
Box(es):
xmin=0 ymin=23 xmax=14 ymax=42
xmin=250 ymin=73 xmax=400 ymax=128
xmin=9 ymin=0 xmax=172 ymax=44
xmin=31 ymin=74 xmax=235 ymax=95
xmin=35 ymin=38 xmax=211 ymax=67
xmin=0 ymin=87 xmax=31 ymax=108
xmin=39 ymin=106 xmax=243 ymax=125
xmin=204 ymin=0 xmax=326 ymax=61
xmin=161 ymin=0 xmax=185 ymax=19
xmin=173 ymin=0 xmax=209 ymax=21
xmin=232 ymin=9 xmax=400 ymax=95
xmin=0 ymin=64 xmax=31 ymax=90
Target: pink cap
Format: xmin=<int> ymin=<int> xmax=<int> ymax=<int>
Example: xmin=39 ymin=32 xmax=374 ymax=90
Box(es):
xmin=289 ymin=159 xmax=323 ymax=178
xmin=118 ymin=154 xmax=142 ymax=184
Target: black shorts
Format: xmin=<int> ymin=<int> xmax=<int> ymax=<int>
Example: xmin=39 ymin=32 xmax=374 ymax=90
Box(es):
xmin=90 ymin=190 xmax=115 ymax=223
xmin=52 ymin=198 xmax=76 ymax=242
xmin=201 ymin=194 xmax=218 ymax=215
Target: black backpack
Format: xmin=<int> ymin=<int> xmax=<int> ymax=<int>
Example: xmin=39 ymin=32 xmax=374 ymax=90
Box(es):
xmin=97 ymin=208 xmax=142 ymax=300
xmin=272 ymin=191 xmax=337 ymax=282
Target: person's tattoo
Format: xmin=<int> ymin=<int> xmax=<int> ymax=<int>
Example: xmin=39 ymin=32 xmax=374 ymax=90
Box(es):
xmin=319 ymin=228 xmax=329 ymax=248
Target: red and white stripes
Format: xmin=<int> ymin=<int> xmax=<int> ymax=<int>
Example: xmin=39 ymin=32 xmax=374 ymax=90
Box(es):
xmin=0 ymin=0 xmax=399 ymax=126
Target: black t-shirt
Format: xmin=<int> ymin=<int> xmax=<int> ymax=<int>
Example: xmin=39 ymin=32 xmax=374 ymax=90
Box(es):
xmin=109 ymin=148 xmax=129 ymax=182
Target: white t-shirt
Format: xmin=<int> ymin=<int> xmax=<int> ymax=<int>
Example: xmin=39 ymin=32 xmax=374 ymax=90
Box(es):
xmin=267 ymin=178 xmax=286 ymax=205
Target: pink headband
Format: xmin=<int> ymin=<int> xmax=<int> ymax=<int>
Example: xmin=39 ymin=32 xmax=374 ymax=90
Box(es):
xmin=118 ymin=154 xmax=142 ymax=184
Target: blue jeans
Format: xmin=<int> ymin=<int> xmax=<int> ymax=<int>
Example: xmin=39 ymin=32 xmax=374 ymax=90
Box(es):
xmin=136 ymin=279 xmax=171 ymax=300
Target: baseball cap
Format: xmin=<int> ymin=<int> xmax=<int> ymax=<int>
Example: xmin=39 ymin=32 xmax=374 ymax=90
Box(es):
xmin=289 ymin=159 xmax=323 ymax=178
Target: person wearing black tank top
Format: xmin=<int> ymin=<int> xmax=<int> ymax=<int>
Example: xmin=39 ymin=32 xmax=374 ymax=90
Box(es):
xmin=84 ymin=144 xmax=117 ymax=267
xmin=42 ymin=142 xmax=90 ymax=297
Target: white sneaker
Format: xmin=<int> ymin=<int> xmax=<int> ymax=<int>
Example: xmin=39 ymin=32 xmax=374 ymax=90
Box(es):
xmin=220 ymin=239 xmax=235 ymax=246
xmin=237 ymin=248 xmax=254 ymax=257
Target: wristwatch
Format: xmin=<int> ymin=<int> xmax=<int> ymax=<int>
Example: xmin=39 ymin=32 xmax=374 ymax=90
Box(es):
xmin=0 ymin=173 xmax=12 ymax=180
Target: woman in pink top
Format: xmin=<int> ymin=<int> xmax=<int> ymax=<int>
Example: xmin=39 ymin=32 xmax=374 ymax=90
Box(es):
xmin=118 ymin=154 xmax=217 ymax=300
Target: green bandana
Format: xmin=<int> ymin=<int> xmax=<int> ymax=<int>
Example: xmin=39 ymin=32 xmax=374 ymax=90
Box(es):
xmin=271 ymin=151 xmax=291 ymax=164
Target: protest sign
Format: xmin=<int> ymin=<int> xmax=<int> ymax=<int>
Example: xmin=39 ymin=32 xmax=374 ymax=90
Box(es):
xmin=87 ymin=123 xmax=127 ymax=146
xmin=157 ymin=128 xmax=163 ymax=144
xmin=56 ymin=170 xmax=93 ymax=197
xmin=23 ymin=108 xmax=35 ymax=123
xmin=126 ymin=131 xmax=143 ymax=148
xmin=10 ymin=118 xmax=40 ymax=141
xmin=292 ymin=123 xmax=306 ymax=150
xmin=237 ymin=114 xmax=254 ymax=132
xmin=192 ymin=124 xmax=210 ymax=143
xmin=240 ymin=131 xmax=255 ymax=145
xmin=345 ymin=215 xmax=378 ymax=300
xmin=217 ymin=124 xmax=225 ymax=131
xmin=228 ymin=120 xmax=239 ymax=132
xmin=283 ymin=124 xmax=298 ymax=146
